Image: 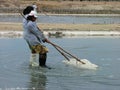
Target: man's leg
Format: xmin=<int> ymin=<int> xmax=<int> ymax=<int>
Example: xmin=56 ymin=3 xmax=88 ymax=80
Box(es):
xmin=29 ymin=53 xmax=39 ymax=66
xmin=39 ymin=53 xmax=47 ymax=67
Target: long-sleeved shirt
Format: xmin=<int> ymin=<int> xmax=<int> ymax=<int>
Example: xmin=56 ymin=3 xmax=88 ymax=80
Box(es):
xmin=23 ymin=17 xmax=46 ymax=46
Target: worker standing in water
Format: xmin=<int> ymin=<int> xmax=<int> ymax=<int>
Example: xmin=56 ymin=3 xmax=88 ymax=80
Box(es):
xmin=22 ymin=5 xmax=50 ymax=68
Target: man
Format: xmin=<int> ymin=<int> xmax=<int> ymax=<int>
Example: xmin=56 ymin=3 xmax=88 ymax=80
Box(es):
xmin=23 ymin=6 xmax=50 ymax=68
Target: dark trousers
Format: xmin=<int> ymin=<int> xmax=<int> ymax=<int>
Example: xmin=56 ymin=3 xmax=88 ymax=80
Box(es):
xmin=39 ymin=53 xmax=47 ymax=66
xmin=26 ymin=41 xmax=47 ymax=67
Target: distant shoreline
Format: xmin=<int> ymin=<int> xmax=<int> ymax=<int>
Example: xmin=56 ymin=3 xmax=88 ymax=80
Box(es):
xmin=0 ymin=22 xmax=119 ymax=31
xmin=0 ymin=13 xmax=120 ymax=37
xmin=0 ymin=22 xmax=120 ymax=37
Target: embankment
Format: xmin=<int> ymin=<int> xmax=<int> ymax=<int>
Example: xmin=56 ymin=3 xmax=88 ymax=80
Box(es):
xmin=0 ymin=22 xmax=120 ymax=37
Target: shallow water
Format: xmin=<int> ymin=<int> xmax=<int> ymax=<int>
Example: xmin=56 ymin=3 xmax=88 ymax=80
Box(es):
xmin=0 ymin=15 xmax=120 ymax=24
xmin=0 ymin=37 xmax=120 ymax=90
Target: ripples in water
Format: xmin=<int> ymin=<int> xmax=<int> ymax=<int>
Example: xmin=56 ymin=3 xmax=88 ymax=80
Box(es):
xmin=0 ymin=37 xmax=120 ymax=90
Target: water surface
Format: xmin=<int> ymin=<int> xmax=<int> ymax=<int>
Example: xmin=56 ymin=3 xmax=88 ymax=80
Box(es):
xmin=0 ymin=15 xmax=120 ymax=24
xmin=0 ymin=37 xmax=120 ymax=90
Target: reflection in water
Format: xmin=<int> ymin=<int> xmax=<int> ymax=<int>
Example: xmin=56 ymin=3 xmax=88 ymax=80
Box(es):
xmin=28 ymin=67 xmax=47 ymax=90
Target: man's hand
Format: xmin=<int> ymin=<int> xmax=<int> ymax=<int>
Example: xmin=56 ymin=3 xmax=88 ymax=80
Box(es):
xmin=43 ymin=38 xmax=51 ymax=43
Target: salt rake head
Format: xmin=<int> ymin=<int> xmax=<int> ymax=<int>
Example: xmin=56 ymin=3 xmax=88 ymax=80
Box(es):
xmin=77 ymin=59 xmax=86 ymax=64
xmin=63 ymin=58 xmax=98 ymax=70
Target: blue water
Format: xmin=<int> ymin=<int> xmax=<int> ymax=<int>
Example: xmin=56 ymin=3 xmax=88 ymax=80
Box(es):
xmin=0 ymin=15 xmax=120 ymax=24
xmin=0 ymin=37 xmax=120 ymax=90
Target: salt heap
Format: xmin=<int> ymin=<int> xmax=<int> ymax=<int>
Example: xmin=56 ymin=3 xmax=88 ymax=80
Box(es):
xmin=63 ymin=58 xmax=98 ymax=70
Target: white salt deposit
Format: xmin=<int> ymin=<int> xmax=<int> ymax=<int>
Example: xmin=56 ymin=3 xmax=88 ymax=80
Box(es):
xmin=1 ymin=31 xmax=120 ymax=38
xmin=63 ymin=58 xmax=98 ymax=70
xmin=0 ymin=31 xmax=23 ymax=38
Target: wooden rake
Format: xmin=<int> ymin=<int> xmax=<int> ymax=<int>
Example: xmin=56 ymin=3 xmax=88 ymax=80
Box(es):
xmin=49 ymin=42 xmax=85 ymax=64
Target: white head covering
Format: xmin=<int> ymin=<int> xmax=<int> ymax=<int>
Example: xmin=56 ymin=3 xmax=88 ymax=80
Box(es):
xmin=28 ymin=10 xmax=38 ymax=18
xmin=32 ymin=5 xmax=37 ymax=9
xmin=32 ymin=5 xmax=37 ymax=13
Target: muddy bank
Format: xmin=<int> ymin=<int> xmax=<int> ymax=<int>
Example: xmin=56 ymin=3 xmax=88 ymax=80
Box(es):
xmin=0 ymin=22 xmax=119 ymax=37
xmin=0 ymin=22 xmax=120 ymax=37
xmin=0 ymin=22 xmax=119 ymax=31
xmin=0 ymin=1 xmax=120 ymax=14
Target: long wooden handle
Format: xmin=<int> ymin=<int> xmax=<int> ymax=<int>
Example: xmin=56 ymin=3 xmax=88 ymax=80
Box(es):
xmin=49 ymin=42 xmax=85 ymax=64
xmin=52 ymin=44 xmax=70 ymax=61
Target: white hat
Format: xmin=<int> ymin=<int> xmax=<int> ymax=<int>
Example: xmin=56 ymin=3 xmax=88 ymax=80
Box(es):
xmin=32 ymin=5 xmax=37 ymax=9
xmin=28 ymin=10 xmax=38 ymax=18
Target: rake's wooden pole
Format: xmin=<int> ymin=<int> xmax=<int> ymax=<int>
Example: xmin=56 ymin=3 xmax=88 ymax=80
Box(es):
xmin=49 ymin=42 xmax=85 ymax=64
